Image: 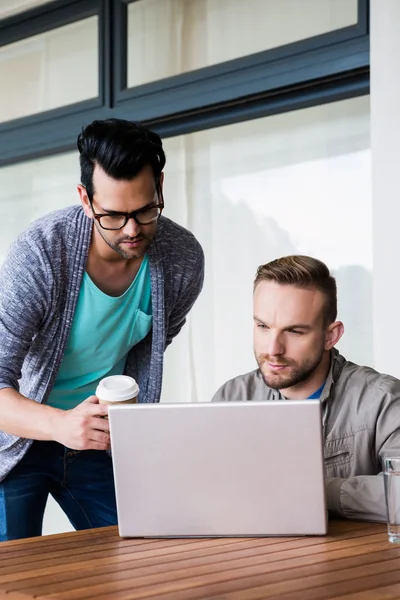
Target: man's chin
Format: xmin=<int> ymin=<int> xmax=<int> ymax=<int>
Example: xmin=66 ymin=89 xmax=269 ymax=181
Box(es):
xmin=115 ymin=241 xmax=150 ymax=259
xmin=118 ymin=249 xmax=146 ymax=260
xmin=259 ymin=368 xmax=295 ymax=390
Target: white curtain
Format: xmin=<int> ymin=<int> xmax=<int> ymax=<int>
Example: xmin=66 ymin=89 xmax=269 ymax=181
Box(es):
xmin=0 ymin=152 xmax=79 ymax=263
xmin=127 ymin=0 xmax=358 ymax=87
xmin=161 ymin=95 xmax=371 ymax=403
xmin=0 ymin=17 xmax=98 ymax=123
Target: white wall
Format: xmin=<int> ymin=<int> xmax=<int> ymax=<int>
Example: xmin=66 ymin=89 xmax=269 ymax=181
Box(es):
xmin=370 ymin=0 xmax=400 ymax=377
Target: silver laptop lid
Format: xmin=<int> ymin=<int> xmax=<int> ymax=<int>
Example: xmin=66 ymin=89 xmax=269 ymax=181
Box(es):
xmin=109 ymin=401 xmax=327 ymax=537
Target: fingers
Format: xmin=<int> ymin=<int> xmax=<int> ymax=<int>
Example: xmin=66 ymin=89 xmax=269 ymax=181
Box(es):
xmin=83 ymin=400 xmax=109 ymax=418
xmin=88 ymin=441 xmax=111 ymax=451
xmin=75 ymin=439 xmax=110 ymax=451
xmin=79 ymin=396 xmax=110 ymax=418
xmin=88 ymin=429 xmax=111 ymax=448
xmin=83 ymin=395 xmax=100 ymax=404
xmin=89 ymin=416 xmax=110 ymax=433
xmin=66 ymin=435 xmax=110 ymax=452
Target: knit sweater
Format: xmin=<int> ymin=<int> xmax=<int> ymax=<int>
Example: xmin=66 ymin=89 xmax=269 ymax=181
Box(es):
xmin=0 ymin=206 xmax=204 ymax=481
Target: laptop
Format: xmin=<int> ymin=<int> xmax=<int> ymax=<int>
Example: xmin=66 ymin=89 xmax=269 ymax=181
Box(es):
xmin=108 ymin=401 xmax=327 ymax=537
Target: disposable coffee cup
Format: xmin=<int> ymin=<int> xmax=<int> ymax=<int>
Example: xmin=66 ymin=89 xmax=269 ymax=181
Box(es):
xmin=96 ymin=375 xmax=139 ymax=408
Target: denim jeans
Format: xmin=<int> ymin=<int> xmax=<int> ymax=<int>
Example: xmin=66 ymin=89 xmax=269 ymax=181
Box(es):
xmin=0 ymin=441 xmax=117 ymax=541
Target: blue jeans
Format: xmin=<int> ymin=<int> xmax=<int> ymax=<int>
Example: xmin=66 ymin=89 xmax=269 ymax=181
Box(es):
xmin=0 ymin=441 xmax=117 ymax=541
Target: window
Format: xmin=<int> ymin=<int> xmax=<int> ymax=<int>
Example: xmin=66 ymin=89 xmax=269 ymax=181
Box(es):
xmin=0 ymin=151 xmax=79 ymax=262
xmin=127 ymin=0 xmax=359 ymax=87
xmin=0 ymin=17 xmax=98 ymax=122
xmin=161 ymin=94 xmax=371 ymax=402
xmin=0 ymin=0 xmax=368 ymax=164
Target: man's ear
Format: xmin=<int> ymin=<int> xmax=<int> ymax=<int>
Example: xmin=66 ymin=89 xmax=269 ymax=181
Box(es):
xmin=325 ymin=321 xmax=344 ymax=350
xmin=77 ymin=184 xmax=92 ymax=219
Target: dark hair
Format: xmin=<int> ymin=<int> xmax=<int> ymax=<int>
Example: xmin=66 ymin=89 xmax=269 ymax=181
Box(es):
xmin=254 ymin=255 xmax=337 ymax=325
xmin=77 ymin=119 xmax=166 ymax=199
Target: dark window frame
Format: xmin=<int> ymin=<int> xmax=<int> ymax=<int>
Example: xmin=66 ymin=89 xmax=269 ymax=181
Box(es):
xmin=115 ymin=0 xmax=368 ymax=118
xmin=0 ymin=0 xmax=111 ymax=134
xmin=0 ymin=0 xmax=369 ymax=166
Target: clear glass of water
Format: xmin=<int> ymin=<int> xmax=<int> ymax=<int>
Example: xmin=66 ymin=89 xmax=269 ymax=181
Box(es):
xmin=382 ymin=456 xmax=400 ymax=543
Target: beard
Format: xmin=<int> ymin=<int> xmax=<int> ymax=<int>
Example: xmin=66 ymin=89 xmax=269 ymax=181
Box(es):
xmin=256 ymin=345 xmax=325 ymax=390
xmin=97 ymin=226 xmax=154 ymax=259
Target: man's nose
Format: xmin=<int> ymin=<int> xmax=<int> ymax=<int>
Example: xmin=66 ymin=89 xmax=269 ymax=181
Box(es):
xmin=265 ymin=333 xmax=285 ymax=356
xmin=122 ymin=217 xmax=141 ymax=238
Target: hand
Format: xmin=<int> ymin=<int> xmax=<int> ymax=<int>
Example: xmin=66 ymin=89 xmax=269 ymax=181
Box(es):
xmin=52 ymin=396 xmax=110 ymax=451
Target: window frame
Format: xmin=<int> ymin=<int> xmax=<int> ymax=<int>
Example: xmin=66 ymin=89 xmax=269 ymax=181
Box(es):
xmin=115 ymin=0 xmax=368 ymax=117
xmin=0 ymin=0 xmax=110 ymax=126
xmin=0 ymin=0 xmax=369 ymax=166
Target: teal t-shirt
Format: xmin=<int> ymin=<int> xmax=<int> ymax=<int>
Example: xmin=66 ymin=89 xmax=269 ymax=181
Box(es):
xmin=47 ymin=256 xmax=152 ymax=410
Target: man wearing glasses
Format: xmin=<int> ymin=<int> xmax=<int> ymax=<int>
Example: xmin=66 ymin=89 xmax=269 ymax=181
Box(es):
xmin=0 ymin=119 xmax=204 ymax=540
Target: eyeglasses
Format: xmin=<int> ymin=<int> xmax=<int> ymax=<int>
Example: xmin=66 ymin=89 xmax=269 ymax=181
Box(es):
xmin=89 ymin=195 xmax=164 ymax=231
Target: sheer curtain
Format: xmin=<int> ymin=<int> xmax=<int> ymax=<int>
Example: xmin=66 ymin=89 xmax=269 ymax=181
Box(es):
xmin=0 ymin=17 xmax=98 ymax=122
xmin=0 ymin=152 xmax=79 ymax=263
xmin=161 ymin=95 xmax=371 ymax=404
xmin=127 ymin=0 xmax=358 ymax=86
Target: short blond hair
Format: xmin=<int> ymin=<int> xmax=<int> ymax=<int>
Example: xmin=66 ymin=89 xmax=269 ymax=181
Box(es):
xmin=254 ymin=255 xmax=337 ymax=324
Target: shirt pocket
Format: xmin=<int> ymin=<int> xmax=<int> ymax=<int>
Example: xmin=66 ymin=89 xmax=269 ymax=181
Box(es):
xmin=128 ymin=310 xmax=152 ymax=349
xmin=324 ymin=438 xmax=353 ymax=478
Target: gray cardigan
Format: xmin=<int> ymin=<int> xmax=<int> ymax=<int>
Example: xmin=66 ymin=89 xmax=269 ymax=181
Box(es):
xmin=0 ymin=206 xmax=204 ymax=481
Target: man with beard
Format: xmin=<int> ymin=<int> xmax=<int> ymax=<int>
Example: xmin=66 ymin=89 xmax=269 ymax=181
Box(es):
xmin=0 ymin=119 xmax=204 ymax=540
xmin=213 ymin=255 xmax=400 ymax=522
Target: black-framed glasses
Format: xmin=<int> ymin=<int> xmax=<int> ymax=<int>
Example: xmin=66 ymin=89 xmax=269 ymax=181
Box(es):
xmin=89 ymin=196 xmax=164 ymax=231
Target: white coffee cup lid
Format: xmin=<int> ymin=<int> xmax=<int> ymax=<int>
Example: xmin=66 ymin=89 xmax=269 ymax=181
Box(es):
xmin=96 ymin=375 xmax=139 ymax=402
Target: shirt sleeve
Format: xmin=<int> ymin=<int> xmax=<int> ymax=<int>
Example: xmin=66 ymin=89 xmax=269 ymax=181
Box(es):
xmin=0 ymin=236 xmax=48 ymax=392
xmin=165 ymin=247 xmax=204 ymax=348
xmin=326 ymin=475 xmax=387 ymax=522
xmin=326 ymin=389 xmax=400 ymax=522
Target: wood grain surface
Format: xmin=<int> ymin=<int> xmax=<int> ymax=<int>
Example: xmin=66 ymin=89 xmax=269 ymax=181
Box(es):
xmin=0 ymin=520 xmax=399 ymax=600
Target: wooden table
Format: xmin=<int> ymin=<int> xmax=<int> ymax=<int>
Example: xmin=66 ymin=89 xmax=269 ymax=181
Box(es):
xmin=0 ymin=520 xmax=400 ymax=600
